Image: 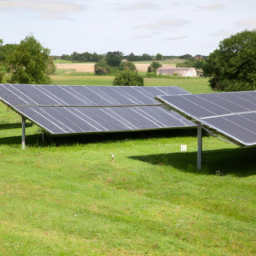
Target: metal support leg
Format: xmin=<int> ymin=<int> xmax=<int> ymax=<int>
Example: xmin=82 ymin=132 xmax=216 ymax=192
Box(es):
xmin=42 ymin=132 xmax=44 ymax=142
xmin=22 ymin=116 xmax=26 ymax=150
xmin=197 ymin=125 xmax=202 ymax=170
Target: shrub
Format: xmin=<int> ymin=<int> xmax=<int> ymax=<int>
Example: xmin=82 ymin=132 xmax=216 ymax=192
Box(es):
xmin=94 ymin=60 xmax=110 ymax=75
xmin=150 ymin=61 xmax=162 ymax=72
xmin=113 ymin=70 xmax=144 ymax=86
xmin=120 ymin=61 xmax=136 ymax=71
xmin=95 ymin=67 xmax=107 ymax=75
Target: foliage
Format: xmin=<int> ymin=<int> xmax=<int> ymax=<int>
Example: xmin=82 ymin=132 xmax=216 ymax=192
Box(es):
xmin=0 ymin=43 xmax=17 ymax=63
xmin=113 ymin=70 xmax=144 ymax=86
xmin=6 ymin=35 xmax=56 ymax=84
xmin=155 ymin=53 xmax=163 ymax=60
xmin=203 ymin=30 xmax=256 ymax=91
xmin=94 ymin=59 xmax=110 ymax=75
xmin=120 ymin=61 xmax=136 ymax=71
xmin=106 ymin=51 xmax=123 ymax=67
xmin=147 ymin=66 xmax=152 ymax=73
xmin=150 ymin=61 xmax=162 ymax=72
xmin=180 ymin=54 xmax=193 ymax=59
xmin=126 ymin=52 xmax=152 ymax=61
xmin=71 ymin=51 xmax=104 ymax=62
xmin=176 ymin=58 xmax=205 ymax=69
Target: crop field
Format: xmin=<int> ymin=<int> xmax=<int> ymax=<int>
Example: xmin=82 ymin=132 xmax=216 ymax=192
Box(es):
xmin=1 ymin=68 xmax=256 ymax=255
xmin=55 ymin=63 xmax=177 ymax=73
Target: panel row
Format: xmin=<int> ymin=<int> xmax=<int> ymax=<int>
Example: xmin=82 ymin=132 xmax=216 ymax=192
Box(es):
xmin=157 ymin=91 xmax=256 ymax=119
xmin=0 ymin=84 xmax=190 ymax=107
xmin=14 ymin=106 xmax=195 ymax=135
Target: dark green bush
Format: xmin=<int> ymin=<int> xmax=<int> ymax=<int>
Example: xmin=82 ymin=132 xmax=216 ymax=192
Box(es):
xmin=94 ymin=60 xmax=110 ymax=75
xmin=120 ymin=61 xmax=136 ymax=71
xmin=113 ymin=70 xmax=144 ymax=86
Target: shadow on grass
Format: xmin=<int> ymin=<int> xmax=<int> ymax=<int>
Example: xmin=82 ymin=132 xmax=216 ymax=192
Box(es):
xmin=0 ymin=122 xmax=32 ymax=130
xmin=129 ymin=147 xmax=256 ymax=177
xmin=0 ymin=128 xmax=197 ymax=147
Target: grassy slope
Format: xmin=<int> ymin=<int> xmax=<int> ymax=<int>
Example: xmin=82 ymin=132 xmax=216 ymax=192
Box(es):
xmin=1 ymin=74 xmax=256 ymax=255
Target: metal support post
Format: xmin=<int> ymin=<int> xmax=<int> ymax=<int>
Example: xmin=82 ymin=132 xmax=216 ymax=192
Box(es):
xmin=22 ymin=116 xmax=26 ymax=149
xmin=197 ymin=124 xmax=202 ymax=170
xmin=42 ymin=132 xmax=44 ymax=142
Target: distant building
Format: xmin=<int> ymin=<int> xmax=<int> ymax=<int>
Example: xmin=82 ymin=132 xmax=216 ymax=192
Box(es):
xmin=157 ymin=67 xmax=197 ymax=77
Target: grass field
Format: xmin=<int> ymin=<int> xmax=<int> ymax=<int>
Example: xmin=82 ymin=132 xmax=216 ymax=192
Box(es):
xmin=1 ymin=72 xmax=256 ymax=255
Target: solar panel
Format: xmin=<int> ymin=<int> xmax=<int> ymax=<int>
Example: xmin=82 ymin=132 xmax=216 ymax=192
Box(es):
xmin=0 ymin=84 xmax=190 ymax=107
xmin=0 ymin=84 xmax=196 ymax=136
xmin=13 ymin=106 xmax=194 ymax=135
xmin=156 ymin=91 xmax=256 ymax=146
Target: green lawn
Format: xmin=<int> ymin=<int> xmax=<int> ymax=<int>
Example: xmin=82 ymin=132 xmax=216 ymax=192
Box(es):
xmin=1 ymin=75 xmax=256 ymax=255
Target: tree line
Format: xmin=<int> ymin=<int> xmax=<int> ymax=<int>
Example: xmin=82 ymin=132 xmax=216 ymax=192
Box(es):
xmin=53 ymin=51 xmax=206 ymax=63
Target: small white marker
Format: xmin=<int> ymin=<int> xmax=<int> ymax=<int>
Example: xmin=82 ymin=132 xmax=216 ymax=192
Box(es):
xmin=181 ymin=145 xmax=187 ymax=152
xmin=111 ymin=154 xmax=114 ymax=161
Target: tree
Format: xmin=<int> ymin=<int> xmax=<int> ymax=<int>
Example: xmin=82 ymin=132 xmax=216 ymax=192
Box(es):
xmin=106 ymin=51 xmax=123 ymax=67
xmin=7 ymin=35 xmax=56 ymax=84
xmin=203 ymin=30 xmax=256 ymax=91
xmin=113 ymin=70 xmax=144 ymax=86
xmin=120 ymin=61 xmax=136 ymax=71
xmin=126 ymin=53 xmax=137 ymax=61
xmin=155 ymin=53 xmax=163 ymax=60
xmin=0 ymin=43 xmax=17 ymax=63
xmin=150 ymin=61 xmax=162 ymax=72
xmin=94 ymin=59 xmax=110 ymax=75
xmin=180 ymin=54 xmax=192 ymax=60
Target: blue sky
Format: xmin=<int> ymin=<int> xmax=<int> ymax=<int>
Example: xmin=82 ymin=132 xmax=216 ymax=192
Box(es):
xmin=0 ymin=0 xmax=256 ymax=56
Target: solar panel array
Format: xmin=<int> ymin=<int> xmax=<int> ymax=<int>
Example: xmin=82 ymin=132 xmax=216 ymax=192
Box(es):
xmin=0 ymin=84 xmax=195 ymax=135
xmin=156 ymin=91 xmax=256 ymax=146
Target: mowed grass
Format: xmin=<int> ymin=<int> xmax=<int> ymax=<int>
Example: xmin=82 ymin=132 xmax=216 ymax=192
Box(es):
xmin=1 ymin=74 xmax=256 ymax=255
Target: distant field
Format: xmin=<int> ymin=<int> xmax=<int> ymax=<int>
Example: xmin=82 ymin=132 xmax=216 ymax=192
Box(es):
xmin=55 ymin=63 xmax=178 ymax=73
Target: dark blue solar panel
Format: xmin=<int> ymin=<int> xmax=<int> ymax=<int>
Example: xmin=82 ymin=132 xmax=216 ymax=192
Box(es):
xmin=14 ymin=105 xmax=195 ymax=135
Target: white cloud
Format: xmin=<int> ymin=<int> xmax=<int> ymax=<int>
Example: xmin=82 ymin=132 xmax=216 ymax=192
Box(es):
xmin=164 ymin=36 xmax=187 ymax=41
xmin=115 ymin=3 xmax=160 ymax=11
xmin=134 ymin=20 xmax=190 ymax=30
xmin=198 ymin=4 xmax=226 ymax=10
xmin=236 ymin=18 xmax=256 ymax=28
xmin=135 ymin=34 xmax=152 ymax=38
xmin=210 ymin=29 xmax=234 ymax=37
xmin=0 ymin=0 xmax=85 ymax=19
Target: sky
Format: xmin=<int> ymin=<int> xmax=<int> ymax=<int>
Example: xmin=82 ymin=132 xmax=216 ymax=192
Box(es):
xmin=0 ymin=0 xmax=256 ymax=56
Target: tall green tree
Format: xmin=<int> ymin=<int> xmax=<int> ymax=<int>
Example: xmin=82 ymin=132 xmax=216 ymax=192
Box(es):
xmin=106 ymin=51 xmax=123 ymax=67
xmin=150 ymin=61 xmax=162 ymax=72
xmin=7 ymin=35 xmax=56 ymax=84
xmin=155 ymin=53 xmax=163 ymax=60
xmin=203 ymin=30 xmax=256 ymax=91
